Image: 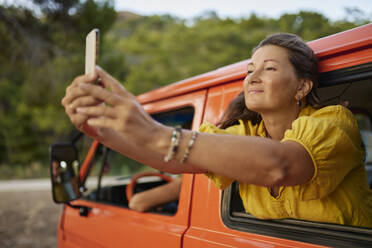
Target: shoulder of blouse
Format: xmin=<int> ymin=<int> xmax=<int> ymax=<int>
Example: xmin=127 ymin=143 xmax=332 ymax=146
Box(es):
xmin=308 ymin=105 xmax=358 ymax=130
xmin=305 ymin=104 xmax=353 ymax=118
xmin=295 ymin=104 xmax=361 ymax=146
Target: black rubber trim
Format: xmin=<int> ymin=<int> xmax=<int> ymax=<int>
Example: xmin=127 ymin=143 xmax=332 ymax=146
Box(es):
xmin=319 ymin=62 xmax=372 ymax=88
xmin=221 ymin=184 xmax=372 ymax=248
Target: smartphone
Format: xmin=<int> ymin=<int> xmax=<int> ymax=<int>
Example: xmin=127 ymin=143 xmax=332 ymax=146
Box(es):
xmin=85 ymin=29 xmax=100 ymax=75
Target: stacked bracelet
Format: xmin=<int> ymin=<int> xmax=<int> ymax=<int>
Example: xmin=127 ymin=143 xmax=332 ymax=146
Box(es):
xmin=180 ymin=131 xmax=198 ymax=163
xmin=164 ymin=126 xmax=182 ymax=162
xmin=163 ymin=127 xmax=198 ymax=163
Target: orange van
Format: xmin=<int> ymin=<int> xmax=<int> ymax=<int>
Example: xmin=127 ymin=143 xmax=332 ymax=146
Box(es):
xmin=50 ymin=24 xmax=372 ymax=247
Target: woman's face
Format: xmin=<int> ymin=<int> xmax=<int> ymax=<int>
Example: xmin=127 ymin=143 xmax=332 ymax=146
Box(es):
xmin=243 ymin=45 xmax=300 ymax=113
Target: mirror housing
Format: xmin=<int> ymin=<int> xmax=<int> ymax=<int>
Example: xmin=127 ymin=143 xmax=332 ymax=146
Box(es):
xmin=50 ymin=143 xmax=81 ymax=203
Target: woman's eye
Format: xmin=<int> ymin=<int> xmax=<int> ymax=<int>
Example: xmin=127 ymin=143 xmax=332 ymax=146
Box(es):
xmin=247 ymin=70 xmax=254 ymax=74
xmin=266 ymin=67 xmax=276 ymax=71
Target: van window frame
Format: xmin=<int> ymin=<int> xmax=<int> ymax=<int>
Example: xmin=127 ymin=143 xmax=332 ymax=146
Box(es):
xmin=220 ymin=62 xmax=372 ymax=247
xmin=80 ymin=106 xmax=195 ymax=211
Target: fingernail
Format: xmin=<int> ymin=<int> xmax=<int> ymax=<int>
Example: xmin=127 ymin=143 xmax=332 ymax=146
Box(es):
xmin=76 ymin=107 xmax=83 ymax=113
xmin=88 ymin=72 xmax=95 ymax=81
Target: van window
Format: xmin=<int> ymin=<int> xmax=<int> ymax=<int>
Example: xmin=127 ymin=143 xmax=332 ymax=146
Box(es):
xmin=81 ymin=106 xmax=194 ymax=215
xmin=221 ymin=63 xmax=372 ymax=247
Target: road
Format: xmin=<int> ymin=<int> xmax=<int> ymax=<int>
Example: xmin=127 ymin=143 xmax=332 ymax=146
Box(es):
xmin=0 ymin=176 xmax=137 ymax=247
xmin=0 ymin=178 xmax=52 ymax=192
xmin=0 ymin=177 xmax=104 ymax=192
xmin=0 ymin=178 xmax=62 ymax=248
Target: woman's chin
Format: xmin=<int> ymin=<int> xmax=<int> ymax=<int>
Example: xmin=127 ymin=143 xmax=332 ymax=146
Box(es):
xmin=245 ymin=102 xmax=263 ymax=112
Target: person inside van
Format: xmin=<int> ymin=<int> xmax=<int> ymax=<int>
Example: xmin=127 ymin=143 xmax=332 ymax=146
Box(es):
xmin=128 ymin=176 xmax=182 ymax=212
xmin=62 ymin=33 xmax=372 ymax=227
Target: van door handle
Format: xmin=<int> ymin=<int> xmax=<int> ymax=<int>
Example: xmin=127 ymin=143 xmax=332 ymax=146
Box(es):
xmin=79 ymin=206 xmax=91 ymax=217
xmin=67 ymin=203 xmax=91 ymax=217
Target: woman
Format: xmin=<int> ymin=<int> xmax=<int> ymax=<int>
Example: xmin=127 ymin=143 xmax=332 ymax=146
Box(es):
xmin=62 ymin=33 xmax=372 ymax=227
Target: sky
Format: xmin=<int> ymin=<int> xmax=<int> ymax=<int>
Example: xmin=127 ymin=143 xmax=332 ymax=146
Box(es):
xmin=1 ymin=0 xmax=371 ymax=21
xmin=115 ymin=0 xmax=372 ymax=21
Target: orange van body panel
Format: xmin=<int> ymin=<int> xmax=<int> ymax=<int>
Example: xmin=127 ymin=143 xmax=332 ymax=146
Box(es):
xmin=62 ymin=175 xmax=194 ymax=248
xmin=183 ymin=82 xmax=327 ymax=248
xmin=202 ymin=80 xmax=243 ymax=125
xmin=184 ymin=175 xmax=325 ymax=248
xmin=59 ymin=90 xmax=207 ymax=248
xmin=57 ymin=23 xmax=372 ymax=247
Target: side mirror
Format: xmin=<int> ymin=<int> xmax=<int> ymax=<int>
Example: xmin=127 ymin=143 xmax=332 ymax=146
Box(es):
xmin=50 ymin=143 xmax=81 ymax=203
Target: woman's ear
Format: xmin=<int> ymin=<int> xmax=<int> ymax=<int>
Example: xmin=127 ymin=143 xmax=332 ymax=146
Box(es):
xmin=296 ymin=79 xmax=313 ymax=100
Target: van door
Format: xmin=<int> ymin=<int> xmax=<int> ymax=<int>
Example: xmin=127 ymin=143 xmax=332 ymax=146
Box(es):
xmin=183 ymin=80 xmax=259 ymax=247
xmin=183 ymin=81 xmax=322 ymax=247
xmin=60 ymin=90 xmax=206 ymax=248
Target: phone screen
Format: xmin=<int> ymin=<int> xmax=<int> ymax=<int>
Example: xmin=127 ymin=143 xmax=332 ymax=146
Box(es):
xmin=85 ymin=29 xmax=99 ymax=75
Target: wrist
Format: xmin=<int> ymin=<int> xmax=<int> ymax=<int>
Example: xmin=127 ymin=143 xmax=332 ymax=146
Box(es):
xmin=81 ymin=122 xmax=99 ymax=139
xmin=144 ymin=123 xmax=172 ymax=156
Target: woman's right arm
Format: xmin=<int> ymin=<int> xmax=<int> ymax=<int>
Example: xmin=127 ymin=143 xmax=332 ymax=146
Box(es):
xmin=62 ymin=67 xmax=314 ymax=187
xmin=61 ymin=70 xmax=207 ymax=175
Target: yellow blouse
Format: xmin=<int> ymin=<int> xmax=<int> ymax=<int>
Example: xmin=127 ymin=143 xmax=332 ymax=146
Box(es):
xmin=200 ymin=105 xmax=372 ymax=228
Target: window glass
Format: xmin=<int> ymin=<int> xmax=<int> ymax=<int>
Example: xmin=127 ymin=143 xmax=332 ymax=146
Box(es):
xmin=355 ymin=113 xmax=372 ymax=186
xmin=73 ymin=133 xmax=94 ymax=171
xmin=80 ymin=106 xmax=194 ymax=213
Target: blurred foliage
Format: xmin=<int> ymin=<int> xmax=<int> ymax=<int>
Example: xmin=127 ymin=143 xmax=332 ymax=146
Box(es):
xmin=0 ymin=0 xmax=370 ymax=177
xmin=0 ymin=0 xmax=125 ymax=171
xmin=111 ymin=9 xmax=370 ymax=94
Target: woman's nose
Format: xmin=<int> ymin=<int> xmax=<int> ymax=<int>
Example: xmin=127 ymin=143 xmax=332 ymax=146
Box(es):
xmin=245 ymin=71 xmax=261 ymax=85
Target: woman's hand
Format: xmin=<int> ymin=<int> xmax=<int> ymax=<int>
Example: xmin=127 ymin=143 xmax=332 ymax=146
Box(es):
xmin=73 ymin=66 xmax=160 ymax=147
xmin=61 ymin=72 xmax=103 ymax=138
xmin=62 ymin=66 xmax=202 ymax=175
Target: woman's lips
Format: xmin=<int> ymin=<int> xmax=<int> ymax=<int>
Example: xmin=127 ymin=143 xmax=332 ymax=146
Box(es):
xmin=248 ymin=89 xmax=264 ymax=94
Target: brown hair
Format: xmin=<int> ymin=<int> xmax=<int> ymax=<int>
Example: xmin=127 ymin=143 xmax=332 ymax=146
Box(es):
xmin=217 ymin=33 xmax=320 ymax=129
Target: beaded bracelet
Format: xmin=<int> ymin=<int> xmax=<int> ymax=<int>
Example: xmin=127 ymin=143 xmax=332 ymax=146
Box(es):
xmin=164 ymin=126 xmax=182 ymax=163
xmin=180 ymin=130 xmax=198 ymax=163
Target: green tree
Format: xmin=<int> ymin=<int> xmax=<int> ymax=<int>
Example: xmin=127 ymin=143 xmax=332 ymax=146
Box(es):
xmin=0 ymin=0 xmax=126 ymax=175
xmin=111 ymin=10 xmax=369 ymax=95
